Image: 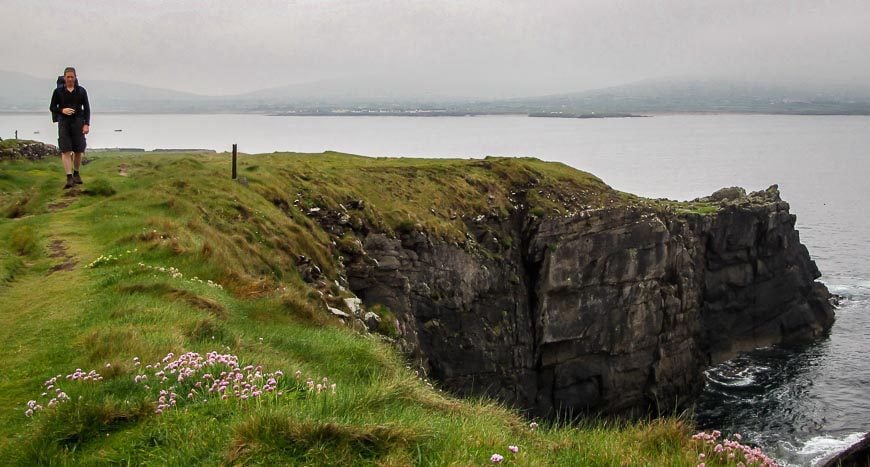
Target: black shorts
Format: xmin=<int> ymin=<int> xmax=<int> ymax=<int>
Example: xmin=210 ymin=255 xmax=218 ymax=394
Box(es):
xmin=58 ymin=118 xmax=87 ymax=153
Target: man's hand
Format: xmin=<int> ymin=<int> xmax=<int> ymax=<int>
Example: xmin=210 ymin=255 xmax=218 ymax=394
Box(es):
xmin=61 ymin=108 xmax=75 ymax=116
xmin=82 ymin=124 xmax=89 ymax=135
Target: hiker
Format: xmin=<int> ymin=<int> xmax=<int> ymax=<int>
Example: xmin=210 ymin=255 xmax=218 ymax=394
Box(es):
xmin=49 ymin=67 xmax=90 ymax=189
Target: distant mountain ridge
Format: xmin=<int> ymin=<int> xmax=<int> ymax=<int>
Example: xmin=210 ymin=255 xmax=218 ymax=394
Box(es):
xmin=0 ymin=70 xmax=209 ymax=112
xmin=492 ymin=78 xmax=870 ymax=114
xmin=3 ymin=70 xmax=870 ymax=115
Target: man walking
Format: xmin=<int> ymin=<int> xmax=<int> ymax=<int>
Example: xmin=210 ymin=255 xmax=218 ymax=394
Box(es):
xmin=49 ymin=67 xmax=90 ymax=189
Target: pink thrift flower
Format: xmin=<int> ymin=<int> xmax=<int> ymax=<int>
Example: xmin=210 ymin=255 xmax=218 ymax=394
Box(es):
xmin=508 ymin=445 xmax=519 ymax=453
xmin=529 ymin=421 xmax=538 ymax=430
xmin=490 ymin=453 xmax=504 ymax=463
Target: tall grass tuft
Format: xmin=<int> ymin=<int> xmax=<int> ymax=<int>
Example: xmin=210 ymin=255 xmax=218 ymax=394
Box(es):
xmin=9 ymin=224 xmax=38 ymax=256
xmin=228 ymin=415 xmax=423 ymax=465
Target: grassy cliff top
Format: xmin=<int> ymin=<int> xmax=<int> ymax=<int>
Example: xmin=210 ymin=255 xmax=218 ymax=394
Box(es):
xmin=0 ymin=151 xmax=742 ymax=465
xmin=0 ymin=138 xmax=32 ymax=150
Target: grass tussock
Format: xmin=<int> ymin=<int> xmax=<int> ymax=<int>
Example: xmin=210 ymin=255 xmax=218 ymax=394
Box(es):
xmin=83 ymin=178 xmax=116 ymax=196
xmin=119 ymin=282 xmax=228 ymax=319
xmin=9 ymin=224 xmax=38 ymax=256
xmin=229 ymin=416 xmax=423 ymax=464
xmin=184 ymin=317 xmax=238 ymax=347
xmin=80 ymin=326 xmax=150 ymax=363
xmin=3 ymin=191 xmax=33 ymax=218
xmin=13 ymin=397 xmax=153 ymax=464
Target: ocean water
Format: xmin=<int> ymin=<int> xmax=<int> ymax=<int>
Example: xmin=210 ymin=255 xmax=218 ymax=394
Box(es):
xmin=2 ymin=112 xmax=869 ymax=465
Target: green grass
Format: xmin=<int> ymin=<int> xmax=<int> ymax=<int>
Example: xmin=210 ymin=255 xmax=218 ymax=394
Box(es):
xmin=0 ymin=138 xmax=28 ymax=150
xmin=0 ymin=150 xmax=745 ymax=465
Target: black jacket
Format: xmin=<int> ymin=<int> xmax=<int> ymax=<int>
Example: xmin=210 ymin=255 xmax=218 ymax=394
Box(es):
xmin=50 ymin=85 xmax=91 ymax=125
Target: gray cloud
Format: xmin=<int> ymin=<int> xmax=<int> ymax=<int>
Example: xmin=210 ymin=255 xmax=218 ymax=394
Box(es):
xmin=2 ymin=0 xmax=869 ymax=97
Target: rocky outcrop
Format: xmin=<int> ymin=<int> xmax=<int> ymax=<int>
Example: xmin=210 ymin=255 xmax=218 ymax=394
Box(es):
xmin=695 ymin=186 xmax=834 ymax=362
xmin=0 ymin=140 xmax=60 ymax=161
xmin=344 ymin=185 xmax=834 ymax=417
xmin=822 ymin=432 xmax=870 ymax=467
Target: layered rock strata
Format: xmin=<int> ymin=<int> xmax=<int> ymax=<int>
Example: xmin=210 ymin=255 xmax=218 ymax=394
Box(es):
xmin=345 ymin=186 xmax=834 ymax=417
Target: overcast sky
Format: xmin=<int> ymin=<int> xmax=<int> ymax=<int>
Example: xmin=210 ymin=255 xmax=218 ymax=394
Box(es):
xmin=2 ymin=0 xmax=869 ymax=98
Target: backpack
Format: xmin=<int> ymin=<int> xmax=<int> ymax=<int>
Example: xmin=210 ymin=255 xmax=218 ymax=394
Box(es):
xmin=52 ymin=76 xmax=81 ymax=123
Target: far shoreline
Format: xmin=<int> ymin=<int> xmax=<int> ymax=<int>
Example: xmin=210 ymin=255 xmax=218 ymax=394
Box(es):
xmin=3 ymin=110 xmax=870 ymax=117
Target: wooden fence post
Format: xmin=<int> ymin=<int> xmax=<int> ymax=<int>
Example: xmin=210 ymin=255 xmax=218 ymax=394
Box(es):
xmin=232 ymin=144 xmax=237 ymax=179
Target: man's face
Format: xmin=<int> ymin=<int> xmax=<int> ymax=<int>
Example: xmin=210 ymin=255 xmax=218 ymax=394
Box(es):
xmin=64 ymin=72 xmax=75 ymax=87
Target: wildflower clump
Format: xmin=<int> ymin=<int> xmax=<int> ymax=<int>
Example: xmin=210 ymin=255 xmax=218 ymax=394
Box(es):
xmin=24 ymin=352 xmax=336 ymax=418
xmin=691 ymin=430 xmax=777 ymax=466
xmin=23 ymin=368 xmax=103 ymax=416
xmin=489 ymin=445 xmax=520 ymax=464
xmin=85 ymin=249 xmax=138 ymax=268
xmin=137 ymin=262 xmax=224 ymax=289
xmin=132 ymin=351 xmax=334 ymax=414
xmin=86 ymin=254 xmax=119 ymax=268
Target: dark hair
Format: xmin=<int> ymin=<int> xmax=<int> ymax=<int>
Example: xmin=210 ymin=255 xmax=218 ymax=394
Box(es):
xmin=64 ymin=67 xmax=76 ymax=76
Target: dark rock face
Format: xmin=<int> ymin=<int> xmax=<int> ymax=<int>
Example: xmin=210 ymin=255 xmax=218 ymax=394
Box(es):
xmin=345 ymin=186 xmax=834 ymax=417
xmin=528 ymin=207 xmax=707 ymax=414
xmin=0 ymin=141 xmax=60 ymax=161
xmin=697 ymin=187 xmax=834 ymax=362
xmin=347 ymin=216 xmax=538 ymax=407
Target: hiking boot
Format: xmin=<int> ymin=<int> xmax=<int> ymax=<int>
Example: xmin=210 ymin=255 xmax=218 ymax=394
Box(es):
xmin=64 ymin=176 xmax=74 ymax=189
xmin=73 ymin=171 xmax=83 ymax=185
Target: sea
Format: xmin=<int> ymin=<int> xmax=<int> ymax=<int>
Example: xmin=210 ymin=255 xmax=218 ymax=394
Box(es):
xmin=2 ymin=112 xmax=868 ymax=465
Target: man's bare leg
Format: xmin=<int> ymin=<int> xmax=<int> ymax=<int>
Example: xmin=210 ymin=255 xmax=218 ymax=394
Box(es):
xmin=62 ymin=151 xmax=75 ymax=189
xmin=62 ymin=151 xmax=73 ymax=175
xmin=73 ymin=152 xmax=83 ymax=184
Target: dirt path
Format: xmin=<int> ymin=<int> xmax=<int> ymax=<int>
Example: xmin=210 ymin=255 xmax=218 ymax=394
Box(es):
xmin=47 ymin=239 xmax=77 ymax=273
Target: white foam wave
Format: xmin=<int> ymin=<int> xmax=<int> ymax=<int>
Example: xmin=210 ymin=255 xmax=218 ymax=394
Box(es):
xmin=705 ymin=364 xmax=771 ymax=388
xmin=796 ymin=432 xmax=866 ymax=466
xmin=826 ymin=282 xmax=870 ymax=303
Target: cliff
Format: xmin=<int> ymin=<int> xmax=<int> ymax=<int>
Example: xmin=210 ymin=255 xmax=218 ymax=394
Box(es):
xmin=329 ymin=173 xmax=834 ymax=417
xmin=4 ymin=148 xmax=828 ymax=417
xmin=0 ymin=151 xmax=825 ymax=464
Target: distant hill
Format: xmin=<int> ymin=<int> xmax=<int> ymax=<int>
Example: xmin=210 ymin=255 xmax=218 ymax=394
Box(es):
xmin=0 ymin=70 xmax=466 ymax=112
xmin=0 ymin=70 xmax=208 ymax=113
xmin=489 ymin=78 xmax=870 ymax=115
xmin=3 ymin=70 xmax=870 ymax=115
xmin=231 ymin=76 xmax=470 ymax=107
